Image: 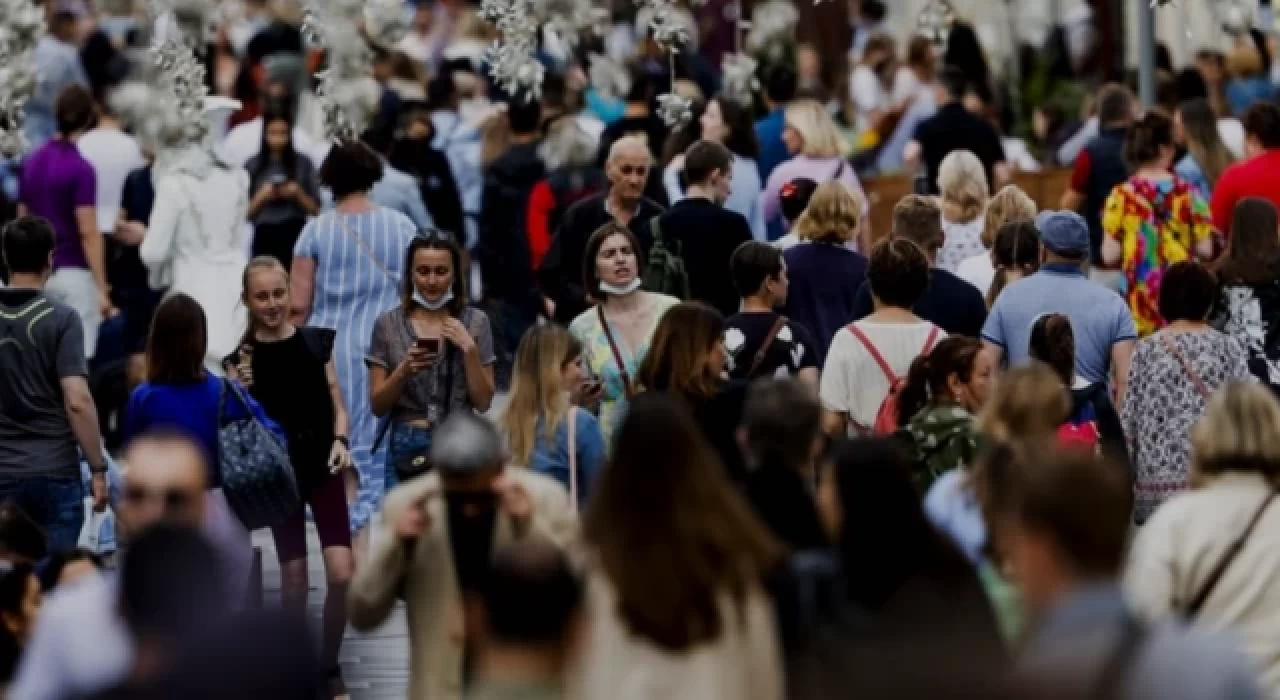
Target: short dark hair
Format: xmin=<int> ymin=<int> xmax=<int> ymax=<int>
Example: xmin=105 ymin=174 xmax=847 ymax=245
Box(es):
xmin=1 ymin=217 xmax=55 ymax=275
xmin=939 ymin=66 xmax=967 ymax=100
xmin=683 ymin=140 xmax=733 ymax=186
xmin=1158 ymin=261 xmax=1217 ymax=323
xmin=981 ymin=443 xmax=1131 ymax=578
xmin=868 ymin=239 xmax=930 ymax=309
xmin=0 ymin=502 xmax=46 ymax=564
xmin=1243 ymin=102 xmax=1280 ymax=149
xmin=582 ymin=223 xmax=645 ymax=295
xmin=146 ymin=293 xmax=208 ymax=384
xmin=319 ymin=140 xmax=384 ymax=199
xmin=742 ymin=379 xmax=822 ymax=469
xmin=508 ymin=96 xmax=542 ymax=135
xmin=762 ymin=63 xmax=797 ymax=104
xmin=892 ymin=195 xmax=944 ymax=253
xmin=1096 ymin=84 xmax=1135 ymax=127
xmin=120 ymin=524 xmax=226 ymax=641
xmin=482 ymin=541 xmax=582 ymax=646
xmin=626 ymin=68 xmax=658 ymax=105
xmin=730 ymin=241 xmax=783 ymax=298
xmin=1123 ymin=112 xmax=1174 ymax=168
xmin=55 ymin=84 xmax=96 ymax=136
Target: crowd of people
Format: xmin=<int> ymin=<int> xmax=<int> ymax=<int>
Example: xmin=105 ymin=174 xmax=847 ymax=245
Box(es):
xmin=7 ymin=0 xmax=1280 ymax=699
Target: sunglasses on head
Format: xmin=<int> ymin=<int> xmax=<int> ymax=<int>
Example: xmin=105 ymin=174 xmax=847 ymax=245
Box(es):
xmin=123 ymin=485 xmax=196 ymax=512
xmin=416 ymin=228 xmax=456 ymax=243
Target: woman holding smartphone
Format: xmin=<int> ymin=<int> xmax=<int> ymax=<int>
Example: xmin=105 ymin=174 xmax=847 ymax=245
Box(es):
xmin=224 ymin=256 xmax=354 ymax=699
xmin=246 ymin=106 xmax=320 ymax=270
xmin=367 ymin=233 xmax=496 ymax=490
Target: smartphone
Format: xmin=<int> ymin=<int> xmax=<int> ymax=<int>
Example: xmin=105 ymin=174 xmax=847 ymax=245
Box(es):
xmin=417 ymin=337 xmax=441 ymax=354
xmin=269 ymin=173 xmax=287 ymax=187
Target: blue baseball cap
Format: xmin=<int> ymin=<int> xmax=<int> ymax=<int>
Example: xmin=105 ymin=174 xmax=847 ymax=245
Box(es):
xmin=1035 ymin=210 xmax=1091 ymax=258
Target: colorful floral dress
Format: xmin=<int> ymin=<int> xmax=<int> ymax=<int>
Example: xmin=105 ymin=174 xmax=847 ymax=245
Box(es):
xmin=1102 ymin=176 xmax=1213 ymax=336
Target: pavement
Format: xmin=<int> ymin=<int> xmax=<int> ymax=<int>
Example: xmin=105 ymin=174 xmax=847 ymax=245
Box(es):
xmin=254 ymin=526 xmax=410 ymax=700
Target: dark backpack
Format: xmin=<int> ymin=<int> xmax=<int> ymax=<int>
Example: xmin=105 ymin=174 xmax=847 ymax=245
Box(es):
xmin=642 ymin=217 xmax=690 ymax=300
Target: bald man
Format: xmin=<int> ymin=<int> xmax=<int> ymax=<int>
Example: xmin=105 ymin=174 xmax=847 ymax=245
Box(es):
xmin=537 ymin=135 xmax=667 ymax=324
xmin=12 ymin=432 xmax=214 ymax=700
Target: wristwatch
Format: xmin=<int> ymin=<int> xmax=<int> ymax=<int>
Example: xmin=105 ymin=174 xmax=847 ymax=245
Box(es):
xmin=334 ymin=435 xmax=350 ymax=448
xmin=88 ymin=462 xmax=108 ymax=475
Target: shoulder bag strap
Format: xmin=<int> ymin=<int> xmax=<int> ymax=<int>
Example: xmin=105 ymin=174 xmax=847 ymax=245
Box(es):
xmin=747 ymin=316 xmax=788 ymax=379
xmin=1186 ymin=489 xmax=1279 ymax=618
xmin=1158 ymin=333 xmax=1211 ymax=399
xmin=650 ymin=216 xmax=662 ymax=246
xmin=922 ymin=325 xmax=941 ymax=354
xmin=337 ymin=218 xmax=398 ymax=287
xmin=597 ymin=305 xmax=634 ymax=398
xmin=847 ymin=324 xmax=897 ymax=384
xmin=567 ymin=406 xmax=578 ymax=513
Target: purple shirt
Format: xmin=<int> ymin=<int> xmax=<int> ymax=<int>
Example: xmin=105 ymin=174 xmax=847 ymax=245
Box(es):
xmin=19 ymin=139 xmax=96 ymax=270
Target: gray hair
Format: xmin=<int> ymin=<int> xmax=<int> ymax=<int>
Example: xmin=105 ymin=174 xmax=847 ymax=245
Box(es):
xmin=430 ymin=412 xmax=507 ymax=475
xmin=606 ymin=136 xmax=652 ymax=166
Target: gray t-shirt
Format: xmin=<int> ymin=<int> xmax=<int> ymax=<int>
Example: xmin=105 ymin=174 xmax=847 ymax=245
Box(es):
xmin=0 ymin=289 xmax=87 ymax=479
xmin=366 ymin=306 xmax=495 ymax=423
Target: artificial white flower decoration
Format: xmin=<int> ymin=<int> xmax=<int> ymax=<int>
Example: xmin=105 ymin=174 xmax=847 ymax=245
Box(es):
xmin=657 ymin=92 xmax=694 ymax=128
xmin=720 ymin=53 xmax=760 ymax=108
xmin=0 ymin=0 xmax=44 ymax=157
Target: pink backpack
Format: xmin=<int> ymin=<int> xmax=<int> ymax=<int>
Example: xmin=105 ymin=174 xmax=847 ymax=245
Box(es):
xmin=847 ymin=324 xmax=941 ymax=436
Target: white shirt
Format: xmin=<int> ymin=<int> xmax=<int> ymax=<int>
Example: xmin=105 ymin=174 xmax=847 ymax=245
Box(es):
xmin=938 ymin=216 xmax=986 ymax=273
xmin=77 ymin=127 xmax=146 ymax=234
xmin=819 ymin=320 xmax=946 ymax=431
xmin=849 ymin=64 xmax=890 ymax=131
xmin=219 ymin=117 xmax=329 ymax=171
xmin=956 ymin=252 xmax=995 ymax=298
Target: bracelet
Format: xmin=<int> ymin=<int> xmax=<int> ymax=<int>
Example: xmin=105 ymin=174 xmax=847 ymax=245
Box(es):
xmin=334 ymin=435 xmax=350 ymax=448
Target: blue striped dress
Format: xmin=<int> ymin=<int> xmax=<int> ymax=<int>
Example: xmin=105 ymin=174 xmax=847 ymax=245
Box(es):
xmin=293 ymin=207 xmax=419 ymax=531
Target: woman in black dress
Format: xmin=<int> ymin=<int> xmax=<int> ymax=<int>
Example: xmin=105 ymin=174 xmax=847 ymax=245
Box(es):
xmin=245 ymin=107 xmax=320 ymax=270
xmin=226 ymin=256 xmax=353 ymax=698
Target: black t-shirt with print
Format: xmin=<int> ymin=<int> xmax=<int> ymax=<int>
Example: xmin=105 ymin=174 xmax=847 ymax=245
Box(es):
xmin=725 ymin=312 xmax=819 ymax=380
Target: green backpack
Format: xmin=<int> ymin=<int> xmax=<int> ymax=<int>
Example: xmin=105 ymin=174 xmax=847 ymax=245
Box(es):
xmin=642 ymin=217 xmax=690 ymax=300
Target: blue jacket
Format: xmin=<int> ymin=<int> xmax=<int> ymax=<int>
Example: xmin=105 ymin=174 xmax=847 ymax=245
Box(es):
xmin=124 ymin=374 xmax=286 ymax=487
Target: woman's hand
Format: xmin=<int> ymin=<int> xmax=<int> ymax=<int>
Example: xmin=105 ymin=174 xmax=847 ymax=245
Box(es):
xmin=441 ymin=318 xmax=477 ymax=356
xmin=328 ymin=439 xmax=352 ymax=474
xmin=399 ymin=345 xmax=433 ymax=376
xmin=116 ymin=221 xmax=147 ymax=246
xmin=279 ymin=181 xmax=300 ymax=199
xmin=572 ymin=380 xmax=603 ymax=409
xmin=227 ymin=360 xmax=253 ymax=388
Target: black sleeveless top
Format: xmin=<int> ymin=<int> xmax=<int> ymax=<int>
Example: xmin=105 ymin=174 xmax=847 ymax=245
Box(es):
xmin=230 ymin=327 xmax=336 ymax=495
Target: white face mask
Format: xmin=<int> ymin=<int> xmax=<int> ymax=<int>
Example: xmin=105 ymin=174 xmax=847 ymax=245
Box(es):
xmin=598 ymin=278 xmax=642 ymax=296
xmin=413 ymin=288 xmax=454 ymax=311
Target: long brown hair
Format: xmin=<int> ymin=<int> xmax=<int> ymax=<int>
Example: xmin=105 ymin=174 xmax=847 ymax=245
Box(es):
xmin=896 ymin=336 xmax=982 ymax=424
xmin=635 ymin=302 xmax=724 ymax=402
xmin=401 ymin=231 xmax=469 ymax=316
xmin=500 ymin=325 xmax=582 ymax=466
xmin=1217 ymin=197 xmax=1280 ymax=287
xmin=1028 ymin=313 xmax=1076 ymax=386
xmin=1179 ymin=98 xmax=1236 ymax=190
xmin=146 ymin=293 xmax=208 ymax=384
xmin=583 ymin=392 xmax=781 ymax=651
xmin=986 ymin=221 xmax=1041 ymax=307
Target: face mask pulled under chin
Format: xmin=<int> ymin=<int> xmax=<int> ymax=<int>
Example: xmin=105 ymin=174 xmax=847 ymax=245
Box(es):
xmin=598 ymin=278 xmax=642 ymax=296
xmin=413 ymin=289 xmax=454 ymax=310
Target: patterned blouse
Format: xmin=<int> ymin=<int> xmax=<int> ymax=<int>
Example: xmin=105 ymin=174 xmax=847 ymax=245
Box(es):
xmin=1123 ymin=329 xmax=1251 ymax=522
xmin=568 ymin=294 xmax=679 ymax=443
xmin=1102 ymin=176 xmax=1213 ymax=337
xmin=938 ymin=216 xmax=986 ymax=274
xmin=1213 ymin=277 xmax=1280 ymax=387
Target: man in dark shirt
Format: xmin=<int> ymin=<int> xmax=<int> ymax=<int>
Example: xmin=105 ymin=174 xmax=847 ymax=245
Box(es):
xmin=1060 ymin=84 xmax=1133 ymax=276
xmin=725 ymin=241 xmax=818 ymax=384
xmin=851 ymin=195 xmax=987 ymax=337
xmin=0 ymin=216 xmax=107 ymax=552
xmin=538 ymin=136 xmax=664 ymax=324
xmin=478 ymin=98 xmax=547 ymax=388
xmin=906 ymin=66 xmax=1008 ymax=195
xmin=650 ymin=140 xmax=753 ymax=316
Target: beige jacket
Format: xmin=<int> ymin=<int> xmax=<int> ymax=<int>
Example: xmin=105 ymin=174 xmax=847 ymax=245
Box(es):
xmin=349 ymin=468 xmax=578 ymax=700
xmin=1125 ymin=472 xmax=1280 ymax=695
xmin=572 ymin=574 xmax=784 ymax=700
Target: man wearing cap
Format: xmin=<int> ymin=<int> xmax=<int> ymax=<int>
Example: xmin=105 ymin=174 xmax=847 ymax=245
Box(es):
xmin=982 ymin=210 xmax=1138 ymax=408
xmin=349 ymin=412 xmax=577 ymax=700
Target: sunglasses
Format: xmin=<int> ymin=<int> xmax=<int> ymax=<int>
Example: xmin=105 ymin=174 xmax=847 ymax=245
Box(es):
xmin=123 ymin=485 xmax=197 ymax=512
xmin=617 ymin=165 xmax=649 ymax=177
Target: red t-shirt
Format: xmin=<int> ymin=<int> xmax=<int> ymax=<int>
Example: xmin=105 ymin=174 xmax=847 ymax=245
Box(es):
xmin=1210 ymin=150 xmax=1280 ymax=238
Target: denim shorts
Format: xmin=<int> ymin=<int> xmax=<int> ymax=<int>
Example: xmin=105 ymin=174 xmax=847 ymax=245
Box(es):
xmin=385 ymin=423 xmax=433 ymax=492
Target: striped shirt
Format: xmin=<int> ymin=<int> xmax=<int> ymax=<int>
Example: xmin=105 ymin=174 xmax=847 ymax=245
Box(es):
xmin=293 ymin=207 xmax=418 ymax=530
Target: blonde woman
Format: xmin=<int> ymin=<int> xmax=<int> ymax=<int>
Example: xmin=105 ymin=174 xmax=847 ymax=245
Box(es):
xmin=499 ymin=325 xmax=606 ymax=509
xmin=762 ymin=99 xmax=868 ymax=239
xmin=956 ymin=185 xmax=1037 ymax=295
xmin=782 ymin=182 xmax=869 ymax=364
xmin=1127 ymin=381 xmax=1280 ymax=695
xmin=936 ymin=150 xmax=991 ymax=272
